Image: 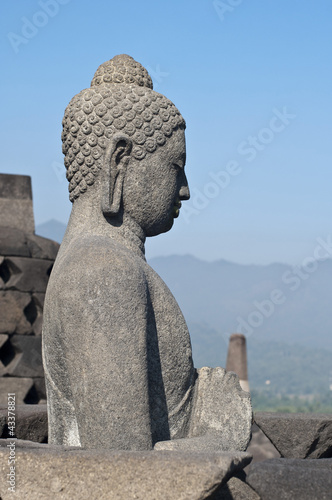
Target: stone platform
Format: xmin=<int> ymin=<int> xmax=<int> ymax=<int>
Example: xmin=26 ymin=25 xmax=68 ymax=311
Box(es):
xmin=1 ymin=407 xmax=331 ymax=498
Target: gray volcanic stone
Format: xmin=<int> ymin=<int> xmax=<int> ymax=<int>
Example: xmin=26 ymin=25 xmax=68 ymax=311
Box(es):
xmin=0 ymin=334 xmax=8 ymax=349
xmin=155 ymin=369 xmax=252 ymax=453
xmin=189 ymin=368 xmax=252 ymax=451
xmin=0 ymin=404 xmax=47 ymax=441
xmin=43 ymin=54 xmax=252 ymax=451
xmin=0 ymin=227 xmax=59 ymax=260
xmin=246 ymin=458 xmax=332 ymax=500
xmin=3 ymin=335 xmax=43 ymax=378
xmin=211 ymin=473 xmax=260 ymax=500
xmin=0 ymin=414 xmax=5 ymax=436
xmin=246 ymin=423 xmax=280 ymax=466
xmin=33 ymin=377 xmax=47 ymax=401
xmin=0 ymin=174 xmax=35 ymax=234
xmin=0 ymin=447 xmax=251 ymax=500
xmin=255 ymin=412 xmax=332 ymax=459
xmin=0 ymin=257 xmax=53 ymax=292
xmin=0 ymin=291 xmax=32 ymax=335
xmin=0 ymin=377 xmax=34 ymax=405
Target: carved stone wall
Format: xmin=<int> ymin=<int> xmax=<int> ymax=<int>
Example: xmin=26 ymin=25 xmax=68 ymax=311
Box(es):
xmin=0 ymin=174 xmax=59 ymax=404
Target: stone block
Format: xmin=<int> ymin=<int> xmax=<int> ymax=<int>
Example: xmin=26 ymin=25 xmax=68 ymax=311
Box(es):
xmin=0 ymin=174 xmax=34 ymax=233
xmin=0 ymin=414 xmax=6 ymax=437
xmin=4 ymin=335 xmax=44 ymax=378
xmin=0 ymin=404 xmax=47 ymax=442
xmin=26 ymin=234 xmax=59 ymax=260
xmin=0 ymin=257 xmax=53 ymax=293
xmin=30 ymin=293 xmax=44 ymax=335
xmin=33 ymin=377 xmax=46 ymax=401
xmin=0 ymin=446 xmax=251 ymax=500
xmin=0 ymin=377 xmax=34 ymax=405
xmin=0 ymin=291 xmax=33 ymax=335
xmin=0 ymin=334 xmax=8 ymax=349
xmin=246 ymin=423 xmax=280 ymax=466
xmin=0 ymin=227 xmax=59 ymax=260
xmin=210 ymin=472 xmax=260 ymax=500
xmin=0 ymin=227 xmax=30 ymax=257
xmin=246 ymin=458 xmax=332 ymax=500
xmin=255 ymin=412 xmax=332 ymax=459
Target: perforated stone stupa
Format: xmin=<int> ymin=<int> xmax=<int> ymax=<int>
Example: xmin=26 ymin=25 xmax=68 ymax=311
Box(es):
xmin=0 ymin=173 xmax=59 ymax=404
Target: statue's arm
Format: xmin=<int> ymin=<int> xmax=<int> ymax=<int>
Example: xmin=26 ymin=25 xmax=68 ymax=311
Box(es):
xmin=51 ymin=250 xmax=154 ymax=451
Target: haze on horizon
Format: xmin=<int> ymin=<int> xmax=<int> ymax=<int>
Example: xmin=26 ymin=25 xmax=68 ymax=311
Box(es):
xmin=2 ymin=0 xmax=332 ymax=266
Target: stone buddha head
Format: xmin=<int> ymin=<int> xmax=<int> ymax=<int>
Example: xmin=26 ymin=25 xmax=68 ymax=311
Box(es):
xmin=61 ymin=54 xmax=190 ymax=236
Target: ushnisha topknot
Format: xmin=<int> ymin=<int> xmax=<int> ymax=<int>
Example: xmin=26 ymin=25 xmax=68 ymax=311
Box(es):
xmin=62 ymin=54 xmax=185 ymax=202
xmin=91 ymin=54 xmax=153 ymax=89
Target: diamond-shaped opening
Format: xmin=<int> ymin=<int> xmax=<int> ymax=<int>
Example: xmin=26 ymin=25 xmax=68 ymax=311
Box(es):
xmin=0 ymin=338 xmax=16 ymax=366
xmin=0 ymin=259 xmax=21 ymax=284
xmin=0 ymin=260 xmax=11 ymax=283
xmin=24 ymin=384 xmax=40 ymax=404
xmin=24 ymin=297 xmax=38 ymax=325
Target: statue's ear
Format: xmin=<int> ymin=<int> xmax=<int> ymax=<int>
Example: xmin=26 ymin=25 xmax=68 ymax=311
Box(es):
xmin=101 ymin=133 xmax=132 ymax=217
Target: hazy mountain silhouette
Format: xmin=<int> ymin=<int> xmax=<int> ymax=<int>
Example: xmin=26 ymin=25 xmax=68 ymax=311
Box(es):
xmin=36 ymin=219 xmax=66 ymax=243
xmin=34 ymin=221 xmax=332 ymax=396
xmin=149 ymin=255 xmax=332 ymax=352
xmin=36 ymin=221 xmax=332 ymax=354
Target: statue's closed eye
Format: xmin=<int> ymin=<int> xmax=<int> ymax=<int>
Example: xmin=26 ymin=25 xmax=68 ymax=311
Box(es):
xmin=173 ymin=163 xmax=183 ymax=171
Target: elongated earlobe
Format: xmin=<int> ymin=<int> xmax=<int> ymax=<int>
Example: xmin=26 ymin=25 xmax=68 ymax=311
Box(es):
xmin=102 ymin=134 xmax=132 ymax=217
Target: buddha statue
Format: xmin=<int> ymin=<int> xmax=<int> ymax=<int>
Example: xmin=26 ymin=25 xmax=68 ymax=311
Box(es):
xmin=42 ymin=55 xmax=251 ymax=451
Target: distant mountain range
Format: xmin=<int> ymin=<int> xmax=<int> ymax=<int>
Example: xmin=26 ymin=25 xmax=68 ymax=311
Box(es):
xmin=36 ymin=219 xmax=67 ymax=243
xmin=150 ymin=255 xmax=332 ymax=353
xmin=35 ymin=219 xmax=332 ymax=396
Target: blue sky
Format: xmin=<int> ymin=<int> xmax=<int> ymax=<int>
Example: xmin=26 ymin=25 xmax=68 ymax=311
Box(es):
xmin=1 ymin=0 xmax=332 ymax=265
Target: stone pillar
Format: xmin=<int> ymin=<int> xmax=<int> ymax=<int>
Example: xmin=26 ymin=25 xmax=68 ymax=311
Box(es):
xmin=0 ymin=174 xmax=59 ymax=404
xmin=226 ymin=333 xmax=249 ymax=392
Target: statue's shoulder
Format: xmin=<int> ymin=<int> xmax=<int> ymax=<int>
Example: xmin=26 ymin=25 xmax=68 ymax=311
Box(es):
xmin=52 ymin=234 xmax=147 ymax=288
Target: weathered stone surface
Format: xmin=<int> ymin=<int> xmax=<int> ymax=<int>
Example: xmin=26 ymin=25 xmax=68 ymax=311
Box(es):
xmin=2 ymin=335 xmax=43 ymax=378
xmin=0 ymin=447 xmax=251 ymax=500
xmin=255 ymin=412 xmax=332 ymax=459
xmin=0 ymin=414 xmax=6 ymax=436
xmin=0 ymin=291 xmax=33 ymax=334
xmin=0 ymin=404 xmax=47 ymax=441
xmin=0 ymin=334 xmax=8 ymax=349
xmin=0 ymin=438 xmax=67 ymax=449
xmin=0 ymin=377 xmax=34 ymax=405
xmin=0 ymin=257 xmax=53 ymax=292
xmin=246 ymin=458 xmax=332 ymax=500
xmin=0 ymin=174 xmax=35 ymax=233
xmin=210 ymin=472 xmax=260 ymax=500
xmin=0 ymin=226 xmax=59 ymax=260
xmin=246 ymin=423 xmax=280 ymax=466
xmin=188 ymin=368 xmax=252 ymax=451
xmin=43 ymin=54 xmax=252 ymax=451
xmin=33 ymin=377 xmax=46 ymax=401
xmin=0 ymin=291 xmax=45 ymax=336
xmin=30 ymin=293 xmax=44 ymax=335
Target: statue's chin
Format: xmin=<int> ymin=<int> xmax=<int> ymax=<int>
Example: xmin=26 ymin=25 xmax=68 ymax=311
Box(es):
xmin=146 ymin=217 xmax=174 ymax=237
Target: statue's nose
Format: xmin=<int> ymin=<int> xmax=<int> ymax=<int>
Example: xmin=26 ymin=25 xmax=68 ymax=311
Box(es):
xmin=179 ymin=174 xmax=190 ymax=200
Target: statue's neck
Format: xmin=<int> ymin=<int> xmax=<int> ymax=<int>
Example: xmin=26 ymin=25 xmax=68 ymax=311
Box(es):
xmin=62 ymin=192 xmax=146 ymax=260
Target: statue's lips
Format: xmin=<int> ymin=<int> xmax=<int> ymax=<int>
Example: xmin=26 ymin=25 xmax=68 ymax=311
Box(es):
xmin=173 ymin=200 xmax=182 ymax=218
